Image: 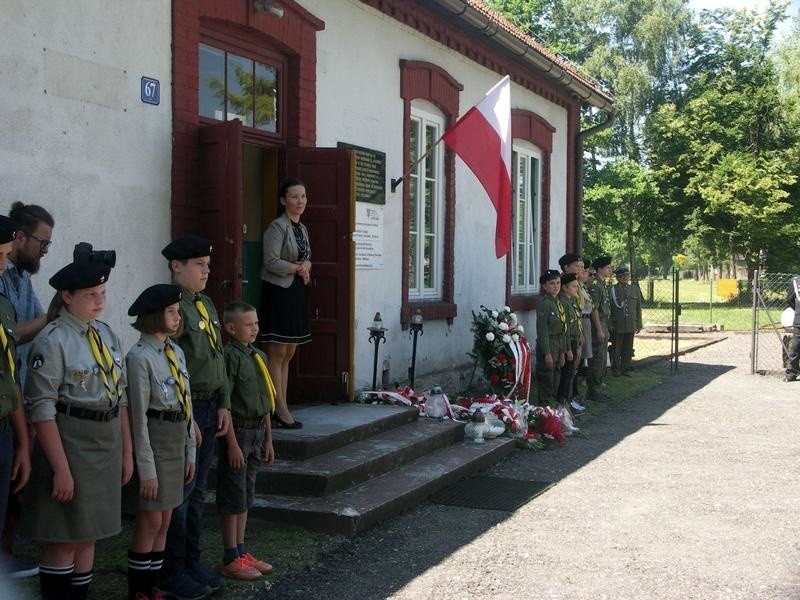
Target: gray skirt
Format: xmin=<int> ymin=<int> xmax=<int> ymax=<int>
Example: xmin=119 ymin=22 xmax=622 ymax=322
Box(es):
xmin=134 ymin=417 xmax=186 ymax=511
xmin=21 ymin=411 xmax=122 ymax=543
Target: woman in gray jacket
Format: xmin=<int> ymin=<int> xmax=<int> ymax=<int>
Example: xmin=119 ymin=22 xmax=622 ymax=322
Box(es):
xmin=260 ymin=178 xmax=312 ymax=428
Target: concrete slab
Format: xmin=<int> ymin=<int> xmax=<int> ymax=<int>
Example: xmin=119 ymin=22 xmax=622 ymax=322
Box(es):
xmin=260 ymin=418 xmax=466 ymax=496
xmin=273 ymin=404 xmax=419 ymax=459
xmin=239 ymin=436 xmax=517 ymax=536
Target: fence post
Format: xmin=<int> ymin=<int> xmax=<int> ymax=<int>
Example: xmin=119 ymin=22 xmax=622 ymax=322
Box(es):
xmin=750 ymin=270 xmax=758 ymax=375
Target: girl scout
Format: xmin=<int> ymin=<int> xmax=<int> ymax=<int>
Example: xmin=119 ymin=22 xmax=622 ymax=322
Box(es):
xmin=126 ymin=284 xmax=197 ymax=600
xmin=20 ymin=259 xmax=133 ymax=600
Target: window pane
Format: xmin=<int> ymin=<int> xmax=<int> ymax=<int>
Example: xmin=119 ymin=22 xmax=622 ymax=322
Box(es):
xmin=199 ymin=44 xmax=224 ymax=120
xmin=226 ymin=53 xmax=254 ymax=127
xmin=424 ymin=124 xmax=437 ymax=178
xmin=254 ymin=62 xmax=278 ymax=132
xmin=408 ymin=176 xmax=418 ymax=233
xmin=409 ymin=119 xmax=420 ymax=167
xmin=424 ymin=181 xmax=435 ymax=234
xmin=409 ymin=233 xmax=418 ymax=289
xmin=423 ymin=235 xmax=433 ymax=288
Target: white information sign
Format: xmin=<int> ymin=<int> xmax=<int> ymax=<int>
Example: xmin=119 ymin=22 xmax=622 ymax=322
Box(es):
xmin=354 ymin=203 xmax=384 ymax=269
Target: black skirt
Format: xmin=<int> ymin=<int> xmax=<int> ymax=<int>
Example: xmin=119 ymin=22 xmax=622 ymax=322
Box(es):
xmin=260 ymin=277 xmax=311 ymax=344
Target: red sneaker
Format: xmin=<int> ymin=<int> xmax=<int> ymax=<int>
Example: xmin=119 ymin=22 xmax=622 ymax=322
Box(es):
xmin=240 ymin=552 xmax=273 ymax=573
xmin=219 ymin=556 xmax=261 ymax=580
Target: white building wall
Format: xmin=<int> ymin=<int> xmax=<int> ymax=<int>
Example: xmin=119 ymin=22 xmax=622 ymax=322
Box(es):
xmin=302 ymin=0 xmax=569 ymax=391
xmin=0 ymin=0 xmax=172 ymax=348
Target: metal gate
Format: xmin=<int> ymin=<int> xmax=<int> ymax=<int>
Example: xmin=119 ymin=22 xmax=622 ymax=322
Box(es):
xmin=634 ymin=268 xmax=680 ymax=372
xmin=750 ymin=270 xmax=794 ymax=375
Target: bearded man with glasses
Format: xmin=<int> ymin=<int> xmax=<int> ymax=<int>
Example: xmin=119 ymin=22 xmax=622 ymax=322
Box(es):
xmin=0 ymin=201 xmax=54 ymax=579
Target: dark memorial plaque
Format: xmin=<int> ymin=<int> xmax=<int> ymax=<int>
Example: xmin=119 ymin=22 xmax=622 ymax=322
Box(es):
xmin=338 ymin=142 xmax=386 ymax=205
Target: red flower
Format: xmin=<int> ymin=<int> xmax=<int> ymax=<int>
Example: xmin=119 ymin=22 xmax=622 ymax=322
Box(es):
xmin=509 ymin=357 xmax=517 ymax=366
xmin=506 ymin=372 xmax=515 ymax=381
xmin=489 ymin=374 xmax=501 ymax=384
xmin=496 ymin=354 xmax=506 ymax=364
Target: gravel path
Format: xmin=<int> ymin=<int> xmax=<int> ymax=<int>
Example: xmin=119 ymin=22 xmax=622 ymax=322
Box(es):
xmin=263 ymin=333 xmax=800 ymax=600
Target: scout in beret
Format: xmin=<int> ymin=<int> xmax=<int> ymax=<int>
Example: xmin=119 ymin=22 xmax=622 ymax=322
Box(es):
xmin=161 ymin=236 xmax=230 ymax=595
xmin=536 ymin=269 xmax=568 ymax=406
xmin=20 ymin=251 xmax=132 ymax=600
xmin=125 ymin=283 xmax=196 ymax=599
xmin=586 ymin=256 xmax=614 ymax=402
xmin=0 ymin=215 xmax=31 ymax=569
xmin=556 ymin=271 xmax=583 ymax=415
xmin=610 ymin=265 xmax=642 ymax=377
xmin=558 ymin=252 xmax=582 ymax=270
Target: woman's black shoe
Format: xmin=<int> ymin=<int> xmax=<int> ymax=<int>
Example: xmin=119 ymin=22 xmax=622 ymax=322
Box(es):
xmin=274 ymin=415 xmax=303 ymax=429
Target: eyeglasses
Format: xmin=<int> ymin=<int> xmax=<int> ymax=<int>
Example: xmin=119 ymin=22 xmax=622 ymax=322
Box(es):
xmin=26 ymin=233 xmax=52 ymax=250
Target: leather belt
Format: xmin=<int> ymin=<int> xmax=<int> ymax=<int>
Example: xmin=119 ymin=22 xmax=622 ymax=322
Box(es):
xmin=56 ymin=402 xmax=119 ymax=422
xmin=191 ymin=390 xmax=218 ymax=402
xmin=234 ymin=416 xmax=265 ymax=429
xmin=146 ymin=409 xmax=186 ymax=423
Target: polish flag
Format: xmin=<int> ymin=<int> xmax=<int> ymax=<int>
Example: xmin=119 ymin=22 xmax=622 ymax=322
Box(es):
xmin=442 ymin=75 xmax=512 ymax=258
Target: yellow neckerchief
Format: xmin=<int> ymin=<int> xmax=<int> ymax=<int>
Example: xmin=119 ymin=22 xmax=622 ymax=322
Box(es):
xmin=0 ymin=326 xmax=15 ymax=383
xmin=164 ymin=340 xmax=192 ymax=433
xmin=251 ymin=349 xmax=276 ymax=414
xmin=87 ymin=325 xmax=121 ymax=406
xmin=554 ymin=296 xmax=567 ymax=334
xmin=194 ymin=294 xmax=221 ymax=351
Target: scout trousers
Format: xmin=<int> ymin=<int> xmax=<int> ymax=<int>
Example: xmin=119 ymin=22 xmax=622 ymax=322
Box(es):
xmin=536 ymin=335 xmax=564 ymax=406
xmin=613 ymin=332 xmax=635 ymax=373
xmin=587 ymin=317 xmax=609 ymax=399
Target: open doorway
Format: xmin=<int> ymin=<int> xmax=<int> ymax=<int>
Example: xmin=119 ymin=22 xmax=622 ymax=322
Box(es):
xmin=242 ymin=144 xmax=280 ymax=310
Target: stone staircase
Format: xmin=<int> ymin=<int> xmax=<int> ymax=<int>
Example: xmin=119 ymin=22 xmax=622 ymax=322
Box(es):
xmin=207 ymin=403 xmax=516 ymax=536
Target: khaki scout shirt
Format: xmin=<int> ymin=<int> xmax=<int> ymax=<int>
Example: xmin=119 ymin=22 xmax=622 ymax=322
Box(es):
xmin=126 ymin=334 xmax=196 ymax=480
xmin=536 ymin=294 xmax=567 ymax=355
xmin=588 ymin=279 xmax=611 ymax=318
xmin=610 ymin=282 xmax=643 ymax=333
xmin=0 ymin=294 xmax=20 ymax=419
xmin=558 ymin=292 xmax=581 ymax=340
xmin=26 ymin=307 xmax=127 ymax=422
xmin=224 ymin=340 xmax=270 ymax=422
xmin=175 ymin=289 xmax=230 ymax=410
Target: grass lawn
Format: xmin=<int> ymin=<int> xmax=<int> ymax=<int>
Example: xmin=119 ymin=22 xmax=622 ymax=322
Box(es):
xmin=8 ymin=514 xmax=339 ymax=599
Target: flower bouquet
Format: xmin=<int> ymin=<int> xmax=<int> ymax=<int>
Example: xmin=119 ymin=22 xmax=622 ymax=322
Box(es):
xmin=469 ymin=305 xmax=531 ymax=401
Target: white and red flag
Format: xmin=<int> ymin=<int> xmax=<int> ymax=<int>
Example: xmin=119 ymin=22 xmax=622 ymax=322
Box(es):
xmin=442 ymin=75 xmax=512 ymax=258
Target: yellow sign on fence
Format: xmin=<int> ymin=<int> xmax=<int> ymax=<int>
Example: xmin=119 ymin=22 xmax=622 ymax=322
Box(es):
xmin=717 ymin=278 xmax=738 ymax=299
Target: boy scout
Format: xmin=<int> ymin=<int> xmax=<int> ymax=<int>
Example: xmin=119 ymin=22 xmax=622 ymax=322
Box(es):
xmin=0 ymin=216 xmax=30 ymax=567
xmin=587 ymin=256 xmax=613 ymax=402
xmin=217 ymin=302 xmax=275 ymax=581
xmin=609 ymin=266 xmax=643 ymax=376
xmin=556 ymin=271 xmax=582 ymax=407
xmin=536 ymin=270 xmax=568 ymax=406
xmin=161 ymin=236 xmax=230 ymax=599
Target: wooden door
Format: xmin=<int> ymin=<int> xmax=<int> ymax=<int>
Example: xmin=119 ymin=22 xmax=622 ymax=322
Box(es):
xmin=286 ymin=148 xmax=354 ymax=403
xmin=198 ymin=120 xmax=243 ymax=311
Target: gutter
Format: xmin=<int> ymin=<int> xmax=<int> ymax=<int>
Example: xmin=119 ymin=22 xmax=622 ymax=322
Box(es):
xmin=426 ymin=0 xmax=615 ymax=114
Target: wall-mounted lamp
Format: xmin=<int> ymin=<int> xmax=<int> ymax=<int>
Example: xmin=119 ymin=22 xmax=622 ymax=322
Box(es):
xmin=254 ymin=0 xmax=284 ymax=17
xmin=408 ymin=309 xmax=423 ymax=389
xmin=368 ymin=312 xmax=387 ymax=390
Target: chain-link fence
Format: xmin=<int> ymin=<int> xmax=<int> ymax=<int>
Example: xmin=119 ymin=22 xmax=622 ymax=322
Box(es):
xmin=751 ymin=271 xmax=795 ymax=376
xmin=629 ymin=270 xmax=680 ymax=371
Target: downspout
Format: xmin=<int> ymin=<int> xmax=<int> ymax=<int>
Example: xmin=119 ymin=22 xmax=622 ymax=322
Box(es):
xmin=575 ymin=108 xmax=617 ymax=253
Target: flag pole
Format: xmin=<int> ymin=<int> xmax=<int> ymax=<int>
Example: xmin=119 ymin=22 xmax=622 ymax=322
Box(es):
xmin=390 ymin=134 xmax=446 ymax=193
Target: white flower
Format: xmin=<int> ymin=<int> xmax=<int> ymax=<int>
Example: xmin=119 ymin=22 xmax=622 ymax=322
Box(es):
xmin=512 ymin=333 xmax=519 ymax=342
xmin=498 ymin=322 xmax=509 ymax=331
xmin=502 ymin=334 xmax=511 ymax=343
xmin=509 ymin=312 xmax=517 ymax=324
xmin=504 ymin=305 xmax=511 ymax=312
xmin=517 ymin=325 xmax=525 ymax=334
xmin=485 ymin=332 xmax=495 ymax=342
xmin=491 ymin=310 xmax=499 ymax=318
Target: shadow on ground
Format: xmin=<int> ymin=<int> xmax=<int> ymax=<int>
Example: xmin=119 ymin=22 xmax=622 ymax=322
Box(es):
xmin=260 ymin=359 xmax=734 ymax=600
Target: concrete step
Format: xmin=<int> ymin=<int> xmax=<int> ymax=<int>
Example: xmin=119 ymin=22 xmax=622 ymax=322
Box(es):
xmin=258 ymin=418 xmax=466 ymax=497
xmin=271 ymin=403 xmax=419 ymax=460
xmin=210 ymin=436 xmax=516 ymax=536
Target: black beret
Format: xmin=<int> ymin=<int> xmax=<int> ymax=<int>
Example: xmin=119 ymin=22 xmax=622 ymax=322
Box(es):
xmin=128 ymin=284 xmax=182 ymax=316
xmin=614 ymin=265 xmax=631 ymax=275
xmin=0 ymin=216 xmax=15 ymax=245
xmin=560 ymin=272 xmax=578 ymax=285
xmin=539 ymin=269 xmax=561 ymax=284
xmin=592 ymin=256 xmax=612 ymax=269
xmin=558 ymin=253 xmax=582 ymax=268
xmin=162 ymin=235 xmax=213 ymax=261
xmin=49 ymin=261 xmax=111 ymax=291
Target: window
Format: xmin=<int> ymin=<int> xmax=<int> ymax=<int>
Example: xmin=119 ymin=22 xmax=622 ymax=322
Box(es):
xmin=199 ymin=42 xmax=280 ymax=133
xmin=408 ymin=102 xmax=445 ymax=300
xmin=511 ymin=142 xmax=541 ymax=296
